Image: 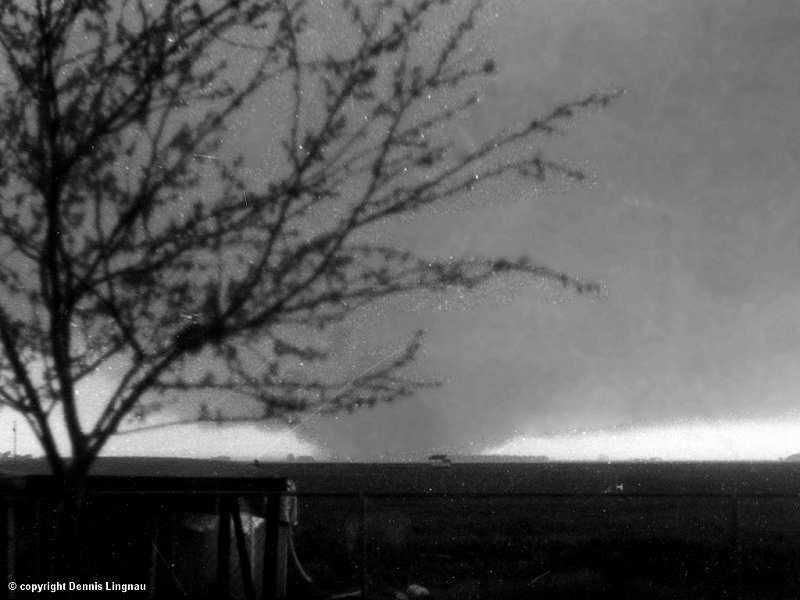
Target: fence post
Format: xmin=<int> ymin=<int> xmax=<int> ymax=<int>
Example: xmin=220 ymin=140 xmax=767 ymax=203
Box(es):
xmin=730 ymin=494 xmax=742 ymax=600
xmin=360 ymin=494 xmax=368 ymax=600
xmin=263 ymin=491 xmax=289 ymax=600
xmin=3 ymin=499 xmax=13 ymax=600
xmin=231 ymin=497 xmax=257 ymax=600
xmin=218 ymin=496 xmax=231 ymax=598
xmin=148 ymin=514 xmax=158 ymax=599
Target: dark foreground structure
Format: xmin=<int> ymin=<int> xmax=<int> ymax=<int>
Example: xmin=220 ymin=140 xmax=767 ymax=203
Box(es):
xmin=0 ymin=457 xmax=292 ymax=599
xmin=259 ymin=461 xmax=800 ymax=599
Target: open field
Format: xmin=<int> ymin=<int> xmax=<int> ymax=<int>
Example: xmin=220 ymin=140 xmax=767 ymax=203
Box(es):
xmin=252 ymin=462 xmax=800 ymax=599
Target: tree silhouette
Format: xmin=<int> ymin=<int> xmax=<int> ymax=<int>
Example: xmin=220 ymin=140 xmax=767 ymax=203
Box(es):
xmin=0 ymin=0 xmax=615 ymax=506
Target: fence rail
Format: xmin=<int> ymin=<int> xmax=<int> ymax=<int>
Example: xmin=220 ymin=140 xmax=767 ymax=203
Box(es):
xmin=279 ymin=490 xmax=800 ymax=499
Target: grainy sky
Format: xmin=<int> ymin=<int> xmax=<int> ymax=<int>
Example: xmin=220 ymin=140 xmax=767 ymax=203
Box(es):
xmin=8 ymin=0 xmax=800 ymax=461
xmin=287 ymin=0 xmax=800 ymax=458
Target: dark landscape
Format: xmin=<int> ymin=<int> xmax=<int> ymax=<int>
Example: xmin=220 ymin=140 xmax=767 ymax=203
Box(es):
xmin=256 ymin=461 xmax=800 ymax=599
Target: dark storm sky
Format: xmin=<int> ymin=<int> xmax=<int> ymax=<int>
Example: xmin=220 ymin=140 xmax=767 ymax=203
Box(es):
xmin=280 ymin=0 xmax=800 ymax=458
xmin=14 ymin=0 xmax=800 ymax=461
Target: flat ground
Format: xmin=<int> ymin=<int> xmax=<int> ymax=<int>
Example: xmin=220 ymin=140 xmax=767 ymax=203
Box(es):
xmin=252 ymin=461 xmax=800 ymax=599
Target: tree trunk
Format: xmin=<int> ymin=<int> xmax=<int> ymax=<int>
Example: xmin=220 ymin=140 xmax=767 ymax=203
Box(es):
xmin=47 ymin=467 xmax=90 ymax=580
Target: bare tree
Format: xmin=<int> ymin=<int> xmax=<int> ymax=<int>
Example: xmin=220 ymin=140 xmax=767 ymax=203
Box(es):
xmin=0 ymin=0 xmax=616 ymax=554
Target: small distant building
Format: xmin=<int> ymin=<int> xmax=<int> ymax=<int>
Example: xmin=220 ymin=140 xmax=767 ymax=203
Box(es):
xmin=279 ymin=454 xmax=314 ymax=463
xmin=428 ymin=454 xmax=452 ymax=466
